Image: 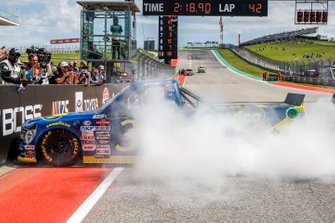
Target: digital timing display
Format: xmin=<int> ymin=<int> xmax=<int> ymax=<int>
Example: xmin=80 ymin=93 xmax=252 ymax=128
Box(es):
xmin=143 ymin=0 xmax=268 ymax=16
xmin=158 ymin=16 xmax=178 ymax=60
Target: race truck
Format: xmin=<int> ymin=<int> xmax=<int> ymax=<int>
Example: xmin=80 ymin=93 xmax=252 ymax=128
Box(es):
xmin=18 ymin=80 xmax=305 ymax=166
xmin=197 ymin=65 xmax=206 ymax=73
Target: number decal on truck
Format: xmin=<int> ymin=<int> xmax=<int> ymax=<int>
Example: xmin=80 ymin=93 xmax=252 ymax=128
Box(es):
xmin=115 ymin=119 xmax=138 ymax=152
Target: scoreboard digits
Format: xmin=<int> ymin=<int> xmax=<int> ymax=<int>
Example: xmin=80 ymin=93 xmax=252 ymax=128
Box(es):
xmin=143 ymin=0 xmax=268 ymax=17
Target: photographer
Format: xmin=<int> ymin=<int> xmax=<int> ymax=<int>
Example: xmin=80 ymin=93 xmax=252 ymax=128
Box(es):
xmin=51 ymin=61 xmax=72 ymax=84
xmin=98 ymin=65 xmax=107 ymax=81
xmin=25 ymin=47 xmax=52 ymax=85
xmin=90 ymin=67 xmax=104 ymax=86
xmin=0 ymin=48 xmax=28 ymax=88
xmin=78 ymin=68 xmax=91 ymax=87
xmin=25 ymin=54 xmax=43 ymax=84
xmin=71 ymin=67 xmax=80 ymax=85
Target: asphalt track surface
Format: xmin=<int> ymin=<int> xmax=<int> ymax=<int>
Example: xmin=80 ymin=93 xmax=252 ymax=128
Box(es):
xmin=1 ymin=49 xmax=335 ymax=222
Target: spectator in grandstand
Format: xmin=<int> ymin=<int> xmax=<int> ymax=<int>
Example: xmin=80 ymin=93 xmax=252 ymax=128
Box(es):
xmin=90 ymin=67 xmax=104 ymax=86
xmin=51 ymin=61 xmax=71 ymax=84
xmin=0 ymin=48 xmax=28 ymax=86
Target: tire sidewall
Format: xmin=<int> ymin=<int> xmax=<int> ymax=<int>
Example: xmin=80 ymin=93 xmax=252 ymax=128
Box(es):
xmin=40 ymin=130 xmax=81 ymax=166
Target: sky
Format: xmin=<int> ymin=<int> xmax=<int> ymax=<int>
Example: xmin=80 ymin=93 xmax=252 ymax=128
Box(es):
xmin=1 ymin=0 xmax=335 ymax=49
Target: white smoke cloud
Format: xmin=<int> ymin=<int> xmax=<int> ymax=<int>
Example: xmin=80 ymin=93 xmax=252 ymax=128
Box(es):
xmin=129 ymin=91 xmax=335 ymax=202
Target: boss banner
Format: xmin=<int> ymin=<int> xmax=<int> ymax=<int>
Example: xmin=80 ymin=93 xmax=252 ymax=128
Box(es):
xmin=0 ymin=84 xmax=125 ymax=165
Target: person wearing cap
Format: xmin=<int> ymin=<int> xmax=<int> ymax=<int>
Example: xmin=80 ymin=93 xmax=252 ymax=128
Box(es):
xmin=90 ymin=67 xmax=104 ymax=86
xmin=98 ymin=65 xmax=107 ymax=81
xmin=51 ymin=61 xmax=72 ymax=84
xmin=78 ymin=68 xmax=91 ymax=87
xmin=0 ymin=48 xmax=26 ymax=84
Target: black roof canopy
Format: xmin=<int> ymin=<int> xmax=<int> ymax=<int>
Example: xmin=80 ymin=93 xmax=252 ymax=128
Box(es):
xmin=77 ymin=1 xmax=140 ymax=12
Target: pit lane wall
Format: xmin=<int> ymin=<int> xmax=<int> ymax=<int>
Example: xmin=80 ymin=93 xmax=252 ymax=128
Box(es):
xmin=0 ymin=84 xmax=126 ymax=166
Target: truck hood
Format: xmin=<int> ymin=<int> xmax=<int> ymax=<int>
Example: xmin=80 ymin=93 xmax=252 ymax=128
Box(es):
xmin=22 ymin=111 xmax=100 ymax=128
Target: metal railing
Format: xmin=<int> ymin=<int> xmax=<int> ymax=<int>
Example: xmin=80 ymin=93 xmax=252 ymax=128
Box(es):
xmin=133 ymin=49 xmax=176 ymax=81
xmin=222 ymin=45 xmax=335 ymax=86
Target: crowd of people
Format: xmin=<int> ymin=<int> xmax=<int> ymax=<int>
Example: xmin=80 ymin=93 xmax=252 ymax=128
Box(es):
xmin=0 ymin=47 xmax=106 ymax=93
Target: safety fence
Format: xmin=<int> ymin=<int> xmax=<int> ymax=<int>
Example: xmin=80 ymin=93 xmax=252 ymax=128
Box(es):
xmin=133 ymin=49 xmax=176 ymax=81
xmin=0 ymin=84 xmax=125 ymax=166
xmin=222 ymin=45 xmax=335 ymax=86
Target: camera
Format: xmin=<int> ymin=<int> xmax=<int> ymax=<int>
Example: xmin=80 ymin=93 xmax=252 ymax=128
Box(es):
xmin=17 ymin=83 xmax=26 ymax=93
xmin=26 ymin=46 xmax=52 ymax=68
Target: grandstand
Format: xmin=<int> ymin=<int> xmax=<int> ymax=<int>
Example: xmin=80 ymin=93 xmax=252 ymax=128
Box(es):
xmin=0 ymin=9 xmax=18 ymax=26
xmin=186 ymin=41 xmax=219 ymax=48
xmin=240 ymin=27 xmax=318 ymax=46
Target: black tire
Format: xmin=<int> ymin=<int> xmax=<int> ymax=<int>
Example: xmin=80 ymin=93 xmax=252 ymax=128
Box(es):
xmin=39 ymin=129 xmax=81 ymax=167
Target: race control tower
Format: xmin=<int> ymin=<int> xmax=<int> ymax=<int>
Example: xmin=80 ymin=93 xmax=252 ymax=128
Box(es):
xmin=77 ymin=1 xmax=140 ymax=83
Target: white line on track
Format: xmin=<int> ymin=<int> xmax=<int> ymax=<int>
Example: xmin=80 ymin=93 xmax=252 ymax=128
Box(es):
xmin=211 ymin=50 xmax=267 ymax=84
xmin=66 ymin=168 xmax=124 ymax=223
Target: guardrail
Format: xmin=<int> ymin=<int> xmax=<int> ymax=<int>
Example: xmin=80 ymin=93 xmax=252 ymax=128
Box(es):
xmin=134 ymin=49 xmax=176 ymax=81
xmin=221 ymin=45 xmax=335 ymax=86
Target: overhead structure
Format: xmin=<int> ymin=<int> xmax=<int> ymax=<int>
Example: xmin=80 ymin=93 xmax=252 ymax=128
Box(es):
xmin=77 ymin=1 xmax=140 ymax=83
xmin=295 ymin=0 xmax=328 ymax=24
xmin=0 ymin=9 xmax=18 ymax=26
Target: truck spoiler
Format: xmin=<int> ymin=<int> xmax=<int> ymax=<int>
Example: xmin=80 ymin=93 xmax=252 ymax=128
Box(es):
xmin=284 ymin=93 xmax=305 ymax=106
xmin=208 ymin=93 xmax=306 ymax=107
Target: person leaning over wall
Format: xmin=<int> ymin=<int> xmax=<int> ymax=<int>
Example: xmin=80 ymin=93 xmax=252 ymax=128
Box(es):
xmin=0 ymin=48 xmax=29 ymax=92
xmin=50 ymin=62 xmax=71 ymax=84
xmin=77 ymin=67 xmax=91 ymax=87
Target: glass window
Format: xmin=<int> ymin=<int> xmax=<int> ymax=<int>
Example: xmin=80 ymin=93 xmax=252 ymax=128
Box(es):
xmin=80 ymin=9 xmax=135 ymax=61
xmin=106 ymin=85 xmax=172 ymax=117
xmin=93 ymin=11 xmax=106 ymax=36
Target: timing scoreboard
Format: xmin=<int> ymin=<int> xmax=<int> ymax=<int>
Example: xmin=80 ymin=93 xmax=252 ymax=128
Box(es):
xmin=158 ymin=16 xmax=178 ymax=60
xmin=143 ymin=0 xmax=268 ymax=17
